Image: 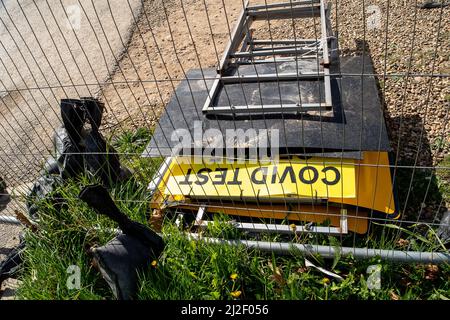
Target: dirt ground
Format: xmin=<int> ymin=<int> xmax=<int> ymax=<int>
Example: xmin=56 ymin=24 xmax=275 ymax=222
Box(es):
xmin=99 ymin=0 xmax=449 ymax=168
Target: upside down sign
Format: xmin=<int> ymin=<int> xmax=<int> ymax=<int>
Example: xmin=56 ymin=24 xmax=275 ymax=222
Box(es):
xmin=162 ymin=158 xmax=356 ymax=200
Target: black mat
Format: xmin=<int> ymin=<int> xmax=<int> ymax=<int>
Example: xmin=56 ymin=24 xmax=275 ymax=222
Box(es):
xmin=143 ymin=55 xmax=390 ymax=158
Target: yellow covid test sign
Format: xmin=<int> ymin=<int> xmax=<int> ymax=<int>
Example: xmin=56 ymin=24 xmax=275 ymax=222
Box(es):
xmin=162 ymin=159 xmax=356 ymax=199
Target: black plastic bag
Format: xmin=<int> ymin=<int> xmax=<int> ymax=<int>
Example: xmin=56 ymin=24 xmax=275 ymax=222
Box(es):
xmin=79 ymin=184 xmax=164 ymax=253
xmin=79 ymin=184 xmax=164 ymax=300
xmin=91 ymin=234 xmax=154 ymax=300
xmin=58 ymin=97 xmax=125 ymax=184
xmin=0 ymin=176 xmax=10 ymax=212
xmin=84 ymin=129 xmax=122 ymax=186
xmin=0 ymin=237 xmax=25 ymax=288
xmin=42 ymin=97 xmax=128 ymax=184
xmin=26 ymin=175 xmax=63 ymax=220
xmin=27 ymin=97 xmax=131 ymax=219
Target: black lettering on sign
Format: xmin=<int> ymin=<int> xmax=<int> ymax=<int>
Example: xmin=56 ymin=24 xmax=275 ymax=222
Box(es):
xmin=271 ymin=166 xmax=278 ymax=184
xmin=251 ymin=167 xmax=268 ymax=185
xmin=280 ymin=166 xmax=296 ymax=183
xmin=212 ymin=168 xmax=228 ymax=185
xmin=299 ymin=166 xmax=319 ymax=184
xmin=227 ymin=168 xmax=242 ymax=185
xmin=322 ymin=166 xmax=341 ymax=185
xmin=179 ymin=168 xmax=193 ymax=185
xmin=195 ymin=168 xmax=212 ymax=185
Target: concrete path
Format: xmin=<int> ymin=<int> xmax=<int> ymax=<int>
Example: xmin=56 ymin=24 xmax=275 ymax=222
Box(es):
xmin=0 ymin=0 xmax=142 ymax=186
xmin=0 ymin=0 xmax=142 ymax=299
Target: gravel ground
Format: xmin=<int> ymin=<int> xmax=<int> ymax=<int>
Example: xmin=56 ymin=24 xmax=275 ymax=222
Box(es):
xmin=333 ymin=0 xmax=449 ymax=167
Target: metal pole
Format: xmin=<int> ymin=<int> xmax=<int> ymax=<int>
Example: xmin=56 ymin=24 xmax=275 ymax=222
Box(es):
xmin=188 ymin=235 xmax=450 ymax=264
xmin=0 ymin=215 xmax=21 ymax=225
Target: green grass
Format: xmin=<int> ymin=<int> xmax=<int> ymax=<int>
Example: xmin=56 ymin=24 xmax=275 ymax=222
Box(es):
xmin=437 ymin=155 xmax=450 ymax=202
xmin=137 ymin=223 xmax=450 ymax=300
xmin=110 ymin=127 xmax=163 ymax=183
xmin=15 ymin=128 xmax=450 ymax=300
xmin=16 ymin=198 xmax=450 ymax=300
xmin=17 ymin=174 xmax=150 ymax=300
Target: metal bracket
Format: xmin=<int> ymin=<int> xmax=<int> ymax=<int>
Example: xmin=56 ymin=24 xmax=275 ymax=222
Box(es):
xmin=202 ymin=0 xmax=335 ymax=115
xmin=192 ymin=205 xmax=348 ymax=235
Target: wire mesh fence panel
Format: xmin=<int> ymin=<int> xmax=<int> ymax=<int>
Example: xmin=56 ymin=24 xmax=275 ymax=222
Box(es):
xmin=0 ymin=0 xmax=449 ymax=298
